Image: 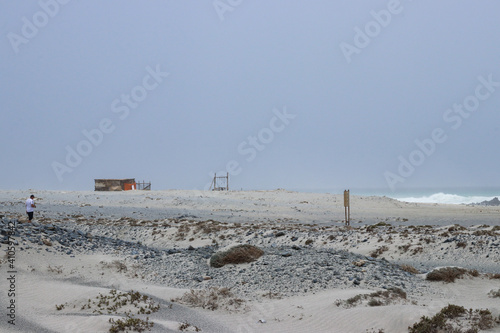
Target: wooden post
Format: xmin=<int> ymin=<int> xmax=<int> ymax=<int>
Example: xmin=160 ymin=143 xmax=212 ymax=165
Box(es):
xmin=344 ymin=189 xmax=350 ymax=226
xmin=226 ymin=172 xmax=229 ymax=191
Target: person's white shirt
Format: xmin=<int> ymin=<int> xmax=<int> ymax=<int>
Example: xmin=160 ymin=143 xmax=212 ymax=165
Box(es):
xmin=26 ymin=198 xmax=35 ymax=212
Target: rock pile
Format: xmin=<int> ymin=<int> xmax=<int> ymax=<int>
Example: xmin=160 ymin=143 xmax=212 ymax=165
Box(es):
xmin=474 ymin=197 xmax=500 ymax=206
xmin=0 ymin=218 xmax=162 ymax=258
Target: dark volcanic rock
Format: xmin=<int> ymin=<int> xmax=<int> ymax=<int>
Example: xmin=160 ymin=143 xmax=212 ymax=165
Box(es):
xmin=474 ymin=197 xmax=500 ymax=206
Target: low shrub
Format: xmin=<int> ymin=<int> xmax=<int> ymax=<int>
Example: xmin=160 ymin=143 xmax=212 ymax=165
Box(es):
xmin=473 ymin=230 xmax=496 ymax=237
xmin=335 ymin=288 xmax=406 ymax=308
xmin=426 ymin=267 xmax=473 ymax=283
xmin=368 ymin=299 xmax=384 ymax=307
xmin=210 ymin=244 xmax=264 ymax=268
xmin=409 ymin=305 xmax=499 ymax=333
xmin=55 ymin=289 xmax=159 ymax=333
xmin=408 ymin=313 xmax=446 ymax=333
xmin=409 ymin=304 xmax=465 ymax=333
xmin=172 ymin=287 xmax=245 ymax=312
xmin=440 ymin=304 xmax=466 ymax=319
xmin=109 ymin=315 xmax=153 ymax=333
xmin=366 ymin=222 xmax=390 ymax=232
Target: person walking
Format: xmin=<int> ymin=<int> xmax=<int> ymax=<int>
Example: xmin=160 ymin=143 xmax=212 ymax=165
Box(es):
xmin=26 ymin=194 xmax=36 ymax=222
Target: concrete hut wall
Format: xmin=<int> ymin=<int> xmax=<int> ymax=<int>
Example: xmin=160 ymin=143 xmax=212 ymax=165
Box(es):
xmin=94 ymin=179 xmax=135 ymax=191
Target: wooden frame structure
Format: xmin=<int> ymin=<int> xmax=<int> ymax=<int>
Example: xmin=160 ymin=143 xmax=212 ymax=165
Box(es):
xmin=136 ymin=181 xmax=151 ymax=190
xmin=210 ymin=172 xmax=229 ymax=191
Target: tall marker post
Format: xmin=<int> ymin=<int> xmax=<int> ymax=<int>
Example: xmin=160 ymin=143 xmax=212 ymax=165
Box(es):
xmin=344 ymin=189 xmax=350 ymax=226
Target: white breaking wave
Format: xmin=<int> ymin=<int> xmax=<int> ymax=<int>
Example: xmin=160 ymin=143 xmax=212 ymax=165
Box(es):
xmin=394 ymin=192 xmax=499 ymax=205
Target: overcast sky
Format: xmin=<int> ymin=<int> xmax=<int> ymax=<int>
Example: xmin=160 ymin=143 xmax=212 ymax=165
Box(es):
xmin=1 ymin=1 xmax=499 ymax=193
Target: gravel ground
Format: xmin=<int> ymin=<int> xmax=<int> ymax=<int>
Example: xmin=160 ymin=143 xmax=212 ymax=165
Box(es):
xmin=1 ymin=217 xmax=470 ymax=301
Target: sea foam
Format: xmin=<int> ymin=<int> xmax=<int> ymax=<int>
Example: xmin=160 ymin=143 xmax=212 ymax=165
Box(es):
xmin=395 ymin=192 xmax=499 ymax=205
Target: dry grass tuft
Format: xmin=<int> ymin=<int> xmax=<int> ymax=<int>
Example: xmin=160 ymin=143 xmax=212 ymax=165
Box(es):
xmin=173 ymin=287 xmax=245 ymax=312
xmin=370 ymin=246 xmax=389 ymax=258
xmin=109 ymin=315 xmax=154 ymax=333
xmin=398 ymin=244 xmax=411 ymax=253
xmin=335 ymin=287 xmax=407 ymax=308
xmin=400 ymin=264 xmax=420 ymax=274
xmin=210 ymin=244 xmax=264 ymax=268
xmin=409 ymin=304 xmax=499 ymax=333
xmin=488 ymin=289 xmax=500 ymax=298
xmin=262 ymin=290 xmax=282 ymax=299
xmin=473 ymin=229 xmax=496 ymax=237
xmin=179 ymin=321 xmax=201 ymax=332
xmin=366 ymin=222 xmax=390 ymax=232
xmin=47 ymin=265 xmax=63 ymax=274
xmin=194 ymin=220 xmax=224 ymax=234
xmin=411 ymin=246 xmax=424 ymax=255
xmin=55 ymin=289 xmax=160 ymax=332
xmin=101 ymin=260 xmax=128 ymax=273
xmin=426 ymin=267 xmax=479 ymax=283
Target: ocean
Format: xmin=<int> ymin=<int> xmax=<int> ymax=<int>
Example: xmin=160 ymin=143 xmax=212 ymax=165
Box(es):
xmin=296 ymin=187 xmax=500 ymax=205
xmin=354 ymin=188 xmax=500 ymax=205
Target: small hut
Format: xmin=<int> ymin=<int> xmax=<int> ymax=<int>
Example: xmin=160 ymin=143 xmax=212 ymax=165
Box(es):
xmin=94 ymin=179 xmax=136 ymax=191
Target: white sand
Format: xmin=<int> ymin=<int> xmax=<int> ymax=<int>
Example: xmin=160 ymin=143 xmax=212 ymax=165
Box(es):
xmin=2 ymin=188 xmax=500 ymax=226
xmin=1 ymin=189 xmax=499 ymax=333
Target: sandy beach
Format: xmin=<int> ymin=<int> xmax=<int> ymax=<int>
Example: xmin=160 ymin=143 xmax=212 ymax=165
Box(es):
xmin=1 ymin=189 xmax=499 ymax=333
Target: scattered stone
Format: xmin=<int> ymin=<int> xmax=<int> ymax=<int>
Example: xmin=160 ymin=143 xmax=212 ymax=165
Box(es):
xmin=353 ymin=260 xmax=366 ymax=267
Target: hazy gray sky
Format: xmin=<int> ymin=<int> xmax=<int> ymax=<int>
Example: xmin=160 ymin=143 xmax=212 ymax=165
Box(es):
xmin=1 ymin=1 xmax=499 ymax=193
